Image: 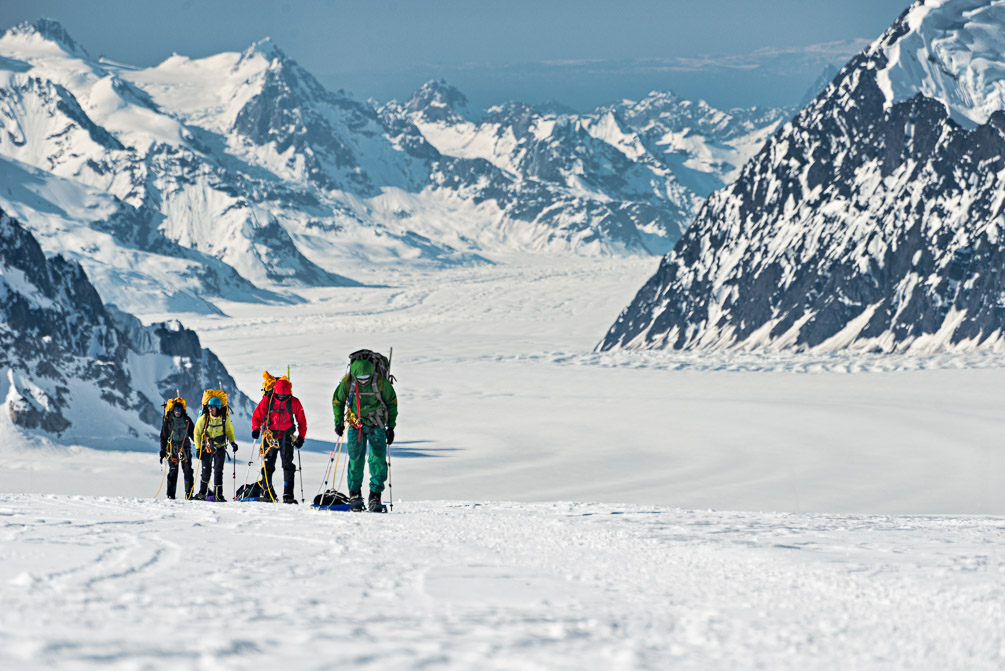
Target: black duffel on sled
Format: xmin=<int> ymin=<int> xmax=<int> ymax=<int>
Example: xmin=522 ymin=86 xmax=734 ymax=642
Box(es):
xmin=235 ymin=481 xmax=278 ymax=502
xmin=311 ymin=489 xmax=352 ymax=511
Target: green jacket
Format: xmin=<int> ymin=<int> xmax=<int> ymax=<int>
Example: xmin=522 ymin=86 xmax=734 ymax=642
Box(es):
xmin=332 ymin=375 xmax=397 ymax=430
xmin=194 ymin=412 xmax=236 ymax=451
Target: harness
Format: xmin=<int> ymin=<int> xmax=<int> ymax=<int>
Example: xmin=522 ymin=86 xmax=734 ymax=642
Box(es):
xmin=166 ymin=414 xmax=188 ymax=462
xmin=263 ymin=394 xmax=295 ymax=453
xmin=346 ymin=374 xmax=389 ymax=429
xmin=203 ymin=413 xmax=229 ymax=452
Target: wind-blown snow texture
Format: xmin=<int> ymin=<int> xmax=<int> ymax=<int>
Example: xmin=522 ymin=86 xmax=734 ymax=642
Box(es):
xmin=1 ymin=495 xmax=1002 ymax=670
xmin=0 ymin=20 xmax=789 ymax=315
xmin=0 ymin=208 xmax=252 ymax=447
xmin=602 ymin=0 xmax=1005 ymax=354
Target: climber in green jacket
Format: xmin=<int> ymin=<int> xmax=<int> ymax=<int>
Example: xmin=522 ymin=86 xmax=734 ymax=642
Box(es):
xmin=332 ymin=357 xmax=397 ymax=512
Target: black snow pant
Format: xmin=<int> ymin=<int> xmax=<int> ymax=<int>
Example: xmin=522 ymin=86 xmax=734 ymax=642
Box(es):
xmin=259 ymin=432 xmax=295 ymax=499
xmin=198 ymin=445 xmax=228 ymax=493
xmin=166 ymin=444 xmax=194 ymax=499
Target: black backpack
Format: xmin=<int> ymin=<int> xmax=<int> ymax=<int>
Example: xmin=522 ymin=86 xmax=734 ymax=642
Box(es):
xmin=349 ymin=349 xmax=395 ymax=383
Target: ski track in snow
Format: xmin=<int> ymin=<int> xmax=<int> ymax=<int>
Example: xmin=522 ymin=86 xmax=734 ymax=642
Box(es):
xmin=1 ymin=494 xmax=1003 ymax=671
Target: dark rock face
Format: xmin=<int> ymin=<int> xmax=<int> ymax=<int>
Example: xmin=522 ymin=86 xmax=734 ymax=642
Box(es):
xmin=0 ymin=207 xmax=252 ymax=443
xmin=600 ymin=13 xmax=1005 ymax=353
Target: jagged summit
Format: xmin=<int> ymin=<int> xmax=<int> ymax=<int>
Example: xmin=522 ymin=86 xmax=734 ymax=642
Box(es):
xmin=237 ymin=37 xmax=288 ymax=67
xmin=1 ymin=18 xmax=89 ymax=58
xmin=600 ymin=0 xmax=1005 ymax=354
xmin=870 ymin=0 xmax=1005 ymax=127
xmin=405 ymin=79 xmax=476 ymax=123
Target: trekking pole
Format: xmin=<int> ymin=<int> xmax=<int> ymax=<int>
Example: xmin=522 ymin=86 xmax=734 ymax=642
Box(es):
xmin=232 ymin=443 xmax=237 ymax=499
xmin=387 ymin=440 xmax=393 ymax=512
xmin=296 ymin=442 xmax=305 ymax=504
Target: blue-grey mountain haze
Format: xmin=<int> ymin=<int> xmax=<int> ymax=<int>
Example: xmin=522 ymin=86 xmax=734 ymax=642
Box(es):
xmin=1 ymin=0 xmax=908 ymax=109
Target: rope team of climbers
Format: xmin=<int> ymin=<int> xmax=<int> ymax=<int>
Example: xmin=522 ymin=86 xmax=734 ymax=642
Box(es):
xmin=157 ymin=349 xmax=397 ymax=513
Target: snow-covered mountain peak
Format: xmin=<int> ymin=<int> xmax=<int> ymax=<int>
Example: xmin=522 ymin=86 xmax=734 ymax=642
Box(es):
xmin=237 ymin=37 xmax=288 ymax=68
xmin=404 ymin=79 xmax=476 ymax=123
xmin=0 ymin=19 xmax=89 ymax=60
xmin=872 ymin=0 xmax=1005 ymax=127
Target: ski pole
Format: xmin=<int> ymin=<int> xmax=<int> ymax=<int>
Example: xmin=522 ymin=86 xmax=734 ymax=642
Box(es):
xmin=296 ymin=440 xmax=305 ymax=503
xmin=232 ymin=443 xmax=237 ymax=499
xmin=387 ymin=437 xmax=393 ymax=513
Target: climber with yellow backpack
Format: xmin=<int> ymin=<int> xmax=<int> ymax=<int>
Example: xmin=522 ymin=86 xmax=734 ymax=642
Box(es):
xmin=159 ymin=397 xmax=195 ymax=500
xmin=192 ymin=389 xmax=238 ymax=502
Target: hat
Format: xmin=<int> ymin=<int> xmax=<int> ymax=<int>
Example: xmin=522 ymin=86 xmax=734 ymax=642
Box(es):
xmin=208 ymin=397 xmax=222 ymax=408
xmin=274 ymin=378 xmax=292 ymax=395
xmin=350 ymin=360 xmax=375 ymax=380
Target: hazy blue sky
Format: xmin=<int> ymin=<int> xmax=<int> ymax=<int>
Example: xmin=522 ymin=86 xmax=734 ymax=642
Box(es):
xmin=0 ymin=0 xmax=910 ymax=110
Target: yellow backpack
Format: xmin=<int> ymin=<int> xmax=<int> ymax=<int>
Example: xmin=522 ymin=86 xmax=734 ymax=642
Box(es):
xmin=164 ymin=397 xmax=186 ymax=418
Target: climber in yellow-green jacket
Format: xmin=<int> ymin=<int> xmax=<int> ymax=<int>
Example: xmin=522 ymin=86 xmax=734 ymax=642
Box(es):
xmin=193 ymin=392 xmax=237 ymax=501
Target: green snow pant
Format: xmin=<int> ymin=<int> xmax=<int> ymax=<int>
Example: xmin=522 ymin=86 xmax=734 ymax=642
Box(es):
xmin=347 ymin=425 xmax=388 ymax=494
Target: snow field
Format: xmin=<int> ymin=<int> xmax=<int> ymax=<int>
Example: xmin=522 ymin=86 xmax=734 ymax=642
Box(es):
xmin=1 ymin=495 xmax=1002 ymax=670
xmin=2 ymin=257 xmax=1005 ymax=669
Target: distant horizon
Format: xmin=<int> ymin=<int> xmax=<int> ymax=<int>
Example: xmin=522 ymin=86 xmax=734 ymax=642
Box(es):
xmin=0 ymin=0 xmax=909 ymax=111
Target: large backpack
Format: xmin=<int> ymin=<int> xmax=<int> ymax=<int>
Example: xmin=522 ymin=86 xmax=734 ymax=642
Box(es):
xmin=163 ymin=396 xmax=186 ymax=417
xmin=201 ymin=389 xmax=229 ymax=417
xmin=349 ymin=349 xmax=395 ymax=384
xmin=344 ymin=349 xmax=394 ymax=428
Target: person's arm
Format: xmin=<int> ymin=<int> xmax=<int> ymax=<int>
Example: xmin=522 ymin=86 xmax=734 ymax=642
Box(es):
xmin=332 ymin=379 xmax=348 ymax=424
xmin=382 ymin=380 xmax=398 ymax=430
xmin=193 ymin=414 xmax=206 ymax=446
xmin=251 ymin=398 xmax=265 ymax=432
xmin=293 ymin=398 xmax=307 ymax=439
xmin=159 ymin=420 xmax=169 ymax=450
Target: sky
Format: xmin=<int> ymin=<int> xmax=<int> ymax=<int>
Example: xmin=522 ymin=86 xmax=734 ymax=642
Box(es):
xmin=0 ymin=0 xmax=910 ymax=111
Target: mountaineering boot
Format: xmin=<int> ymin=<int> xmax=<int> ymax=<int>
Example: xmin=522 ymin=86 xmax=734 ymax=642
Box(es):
xmin=367 ymin=490 xmax=387 ymax=513
xmin=349 ymin=491 xmax=364 ymax=512
xmin=282 ymin=494 xmax=298 ymax=504
xmin=192 ymin=485 xmax=208 ymax=501
xmin=214 ymin=486 xmax=227 ymax=502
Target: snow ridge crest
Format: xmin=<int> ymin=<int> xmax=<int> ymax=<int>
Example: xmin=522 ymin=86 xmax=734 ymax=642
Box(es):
xmin=1 ymin=18 xmax=88 ymax=58
xmin=873 ymin=0 xmax=1005 ymax=127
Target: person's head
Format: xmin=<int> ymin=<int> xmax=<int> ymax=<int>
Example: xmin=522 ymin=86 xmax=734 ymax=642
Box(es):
xmin=350 ymin=360 xmax=375 ymax=383
xmin=273 ymin=378 xmax=292 ymax=401
xmin=208 ymin=396 xmax=222 ymax=415
xmin=172 ymin=405 xmax=183 ymax=417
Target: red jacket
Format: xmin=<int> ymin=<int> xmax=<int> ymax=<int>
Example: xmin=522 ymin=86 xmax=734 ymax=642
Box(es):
xmin=252 ymin=379 xmax=306 ymax=438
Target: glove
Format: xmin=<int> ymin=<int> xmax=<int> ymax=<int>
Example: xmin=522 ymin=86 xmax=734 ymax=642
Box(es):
xmin=386 ymin=428 xmax=395 ymax=445
xmin=230 ymin=441 xmax=238 ymax=453
xmin=159 ymin=448 xmax=166 ymax=464
xmin=252 ymin=428 xmax=260 ymax=440
xmin=335 ymin=423 xmax=344 ymax=437
xmin=294 ymin=436 xmax=304 ymax=449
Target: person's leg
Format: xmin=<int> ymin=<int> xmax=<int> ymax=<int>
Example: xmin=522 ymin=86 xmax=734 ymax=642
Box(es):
xmin=261 ymin=441 xmax=279 ymax=499
xmin=182 ymin=448 xmax=195 ymax=499
xmin=367 ymin=428 xmax=388 ymax=494
xmin=195 ymin=448 xmax=212 ymax=498
xmin=166 ymin=461 xmax=179 ymax=499
xmin=346 ymin=428 xmax=368 ymax=496
xmin=213 ymin=448 xmax=227 ymax=500
xmin=280 ymin=436 xmax=296 ymax=501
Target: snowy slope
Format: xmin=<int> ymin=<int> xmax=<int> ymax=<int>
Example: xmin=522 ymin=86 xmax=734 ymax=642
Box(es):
xmin=601 ymin=0 xmax=1005 ymax=353
xmin=0 ymin=17 xmax=798 ymax=311
xmin=0 ymin=207 xmax=253 ymax=448
xmin=0 ymin=494 xmax=1002 ymax=671
xmin=0 ymin=20 xmax=357 ymax=309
